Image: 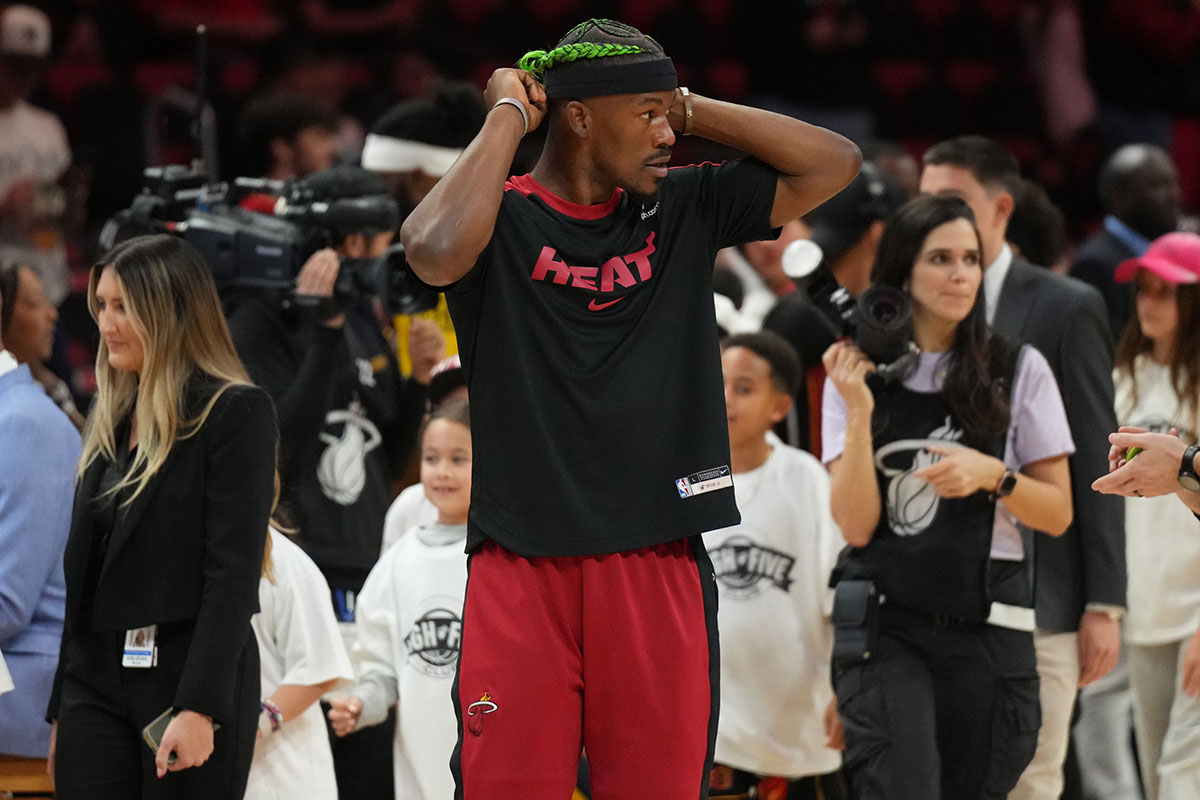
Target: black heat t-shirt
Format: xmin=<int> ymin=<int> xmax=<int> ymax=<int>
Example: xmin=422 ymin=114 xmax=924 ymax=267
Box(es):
xmin=442 ymin=159 xmax=779 ymax=557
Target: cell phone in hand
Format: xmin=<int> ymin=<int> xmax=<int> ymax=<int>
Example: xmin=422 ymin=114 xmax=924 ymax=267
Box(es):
xmin=141 ymin=708 xmax=221 ymax=766
xmin=142 ymin=708 xmax=179 ymax=765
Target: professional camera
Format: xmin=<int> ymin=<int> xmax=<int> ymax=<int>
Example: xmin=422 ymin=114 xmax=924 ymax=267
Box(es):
xmin=827 ymin=284 xmax=918 ymax=382
xmin=782 ymin=237 xmax=919 ymax=382
xmin=100 ymin=165 xmax=440 ymax=316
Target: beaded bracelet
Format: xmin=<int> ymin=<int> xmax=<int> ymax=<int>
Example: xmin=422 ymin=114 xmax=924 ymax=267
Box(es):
xmin=259 ymin=698 xmax=283 ymax=737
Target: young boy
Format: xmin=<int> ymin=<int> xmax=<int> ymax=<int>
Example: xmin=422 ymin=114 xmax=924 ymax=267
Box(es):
xmin=705 ymin=330 xmax=847 ymax=800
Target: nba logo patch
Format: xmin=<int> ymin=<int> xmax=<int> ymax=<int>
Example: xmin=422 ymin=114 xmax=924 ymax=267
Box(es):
xmin=676 ymin=477 xmax=692 ymax=498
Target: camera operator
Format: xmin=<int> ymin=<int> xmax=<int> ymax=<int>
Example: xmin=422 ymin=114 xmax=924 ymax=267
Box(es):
xmin=761 ymin=162 xmax=904 ymax=454
xmin=227 ymin=164 xmax=441 ymax=611
xmin=227 ymin=165 xmax=442 ymax=800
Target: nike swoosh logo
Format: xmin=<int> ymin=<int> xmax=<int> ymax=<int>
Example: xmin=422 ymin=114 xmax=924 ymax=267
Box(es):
xmin=587 ymin=297 xmax=626 ymax=311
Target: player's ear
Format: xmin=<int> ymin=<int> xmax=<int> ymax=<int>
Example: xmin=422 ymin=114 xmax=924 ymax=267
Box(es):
xmin=565 ymin=100 xmax=590 ymax=139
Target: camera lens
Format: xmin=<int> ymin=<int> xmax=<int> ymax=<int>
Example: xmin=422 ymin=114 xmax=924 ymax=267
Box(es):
xmin=855 ymin=286 xmax=912 ymax=364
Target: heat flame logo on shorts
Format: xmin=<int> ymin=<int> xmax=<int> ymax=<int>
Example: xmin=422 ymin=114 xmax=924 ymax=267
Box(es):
xmin=467 ymin=692 xmax=498 ymax=737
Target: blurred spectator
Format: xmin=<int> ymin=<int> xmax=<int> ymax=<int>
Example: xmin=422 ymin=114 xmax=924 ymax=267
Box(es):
xmin=0 ymin=272 xmax=80 ymax=758
xmin=0 ymin=4 xmax=70 ymax=307
xmin=361 ymin=79 xmax=486 ymax=379
xmin=361 ymin=80 xmax=487 ymax=218
xmin=762 ymin=163 xmax=904 ymax=455
xmin=1008 ymin=178 xmax=1069 ymax=274
xmin=237 ymin=91 xmax=340 ymax=180
xmin=862 ymin=140 xmax=920 ymax=200
xmin=737 ymin=220 xmax=805 ymax=328
xmin=1071 ymin=144 xmax=1182 ymax=340
xmin=804 ymin=162 xmax=905 ymax=313
xmin=0 ymin=261 xmax=83 ymax=429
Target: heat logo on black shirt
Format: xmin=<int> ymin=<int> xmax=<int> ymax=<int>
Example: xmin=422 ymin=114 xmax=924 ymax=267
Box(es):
xmin=530 ymin=232 xmax=657 ymax=310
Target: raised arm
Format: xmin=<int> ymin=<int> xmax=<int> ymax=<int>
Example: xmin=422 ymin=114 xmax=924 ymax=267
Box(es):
xmin=401 ymin=69 xmax=548 ymax=287
xmin=667 ymin=92 xmax=862 ymax=228
xmin=823 ymin=341 xmax=882 ymax=547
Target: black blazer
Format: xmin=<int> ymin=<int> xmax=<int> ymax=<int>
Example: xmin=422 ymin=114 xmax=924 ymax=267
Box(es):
xmin=993 ymin=257 xmax=1127 ymax=633
xmin=1069 ymin=228 xmax=1137 ymax=342
xmin=48 ymin=380 xmax=278 ymax=725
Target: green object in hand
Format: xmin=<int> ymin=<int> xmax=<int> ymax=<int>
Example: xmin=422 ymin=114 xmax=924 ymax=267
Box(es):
xmin=1126 ymin=446 xmax=1142 ymax=461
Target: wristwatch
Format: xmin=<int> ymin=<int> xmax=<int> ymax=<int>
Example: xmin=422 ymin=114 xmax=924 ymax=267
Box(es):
xmin=991 ymin=469 xmax=1017 ymax=501
xmin=1180 ymin=444 xmax=1200 ymax=492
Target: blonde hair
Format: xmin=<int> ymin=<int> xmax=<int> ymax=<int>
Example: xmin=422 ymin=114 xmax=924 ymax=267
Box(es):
xmin=81 ymin=235 xmax=253 ymax=504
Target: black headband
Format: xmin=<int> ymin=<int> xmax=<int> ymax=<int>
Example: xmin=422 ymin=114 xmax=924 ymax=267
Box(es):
xmin=544 ymin=57 xmax=677 ymax=99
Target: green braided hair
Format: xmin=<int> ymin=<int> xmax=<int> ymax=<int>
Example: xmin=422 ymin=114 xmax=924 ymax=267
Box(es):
xmin=518 ymin=42 xmax=644 ymax=81
xmin=518 ymin=18 xmax=666 ymax=80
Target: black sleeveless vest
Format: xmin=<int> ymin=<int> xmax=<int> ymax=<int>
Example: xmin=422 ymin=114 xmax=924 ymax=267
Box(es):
xmin=852 ymin=349 xmax=1020 ymax=620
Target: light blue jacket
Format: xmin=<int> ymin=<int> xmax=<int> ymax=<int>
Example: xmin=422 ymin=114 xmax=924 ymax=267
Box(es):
xmin=0 ymin=363 xmax=80 ymax=756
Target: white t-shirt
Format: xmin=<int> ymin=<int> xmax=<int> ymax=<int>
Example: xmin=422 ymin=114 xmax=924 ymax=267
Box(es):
xmin=354 ymin=522 xmax=468 ymax=800
xmin=245 ymin=529 xmax=354 ymax=800
xmin=822 ymin=346 xmax=1074 ymax=560
xmin=381 ymin=482 xmax=437 ymax=553
xmin=702 ymin=441 xmax=843 ymax=778
xmin=1115 ymin=356 xmax=1200 ymax=645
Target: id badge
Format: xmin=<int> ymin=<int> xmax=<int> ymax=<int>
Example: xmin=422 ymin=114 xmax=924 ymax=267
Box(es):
xmin=123 ymin=625 xmax=157 ymax=668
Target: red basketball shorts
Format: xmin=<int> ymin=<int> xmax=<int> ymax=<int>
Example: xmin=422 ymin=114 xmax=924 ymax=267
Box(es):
xmin=451 ymin=537 xmax=720 ymax=800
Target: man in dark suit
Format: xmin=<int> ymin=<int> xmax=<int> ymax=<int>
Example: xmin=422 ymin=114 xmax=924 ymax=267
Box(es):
xmin=1070 ymin=144 xmax=1181 ymax=341
xmin=920 ymin=136 xmax=1126 ymax=800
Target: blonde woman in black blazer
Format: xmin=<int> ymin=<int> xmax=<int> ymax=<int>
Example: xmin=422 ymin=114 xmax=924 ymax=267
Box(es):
xmin=46 ymin=235 xmax=278 ymax=799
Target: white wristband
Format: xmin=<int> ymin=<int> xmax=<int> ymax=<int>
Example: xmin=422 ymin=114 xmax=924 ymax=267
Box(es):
xmin=492 ymin=97 xmax=529 ymax=136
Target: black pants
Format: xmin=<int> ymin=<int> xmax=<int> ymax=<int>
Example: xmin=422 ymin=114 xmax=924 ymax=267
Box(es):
xmin=325 ymin=702 xmax=396 ymax=800
xmin=834 ymin=606 xmax=1040 ymax=800
xmin=54 ymin=625 xmax=258 ymax=800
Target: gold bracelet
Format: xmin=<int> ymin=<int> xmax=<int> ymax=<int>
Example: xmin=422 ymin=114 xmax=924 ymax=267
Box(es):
xmin=678 ymin=86 xmax=694 ymax=135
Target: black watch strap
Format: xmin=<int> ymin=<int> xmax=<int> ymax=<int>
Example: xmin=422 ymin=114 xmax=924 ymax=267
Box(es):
xmin=1180 ymin=444 xmax=1200 ymax=492
xmin=990 ymin=469 xmax=1017 ymax=501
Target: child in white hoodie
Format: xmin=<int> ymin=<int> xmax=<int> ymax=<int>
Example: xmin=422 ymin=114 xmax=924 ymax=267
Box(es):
xmin=328 ymin=399 xmax=471 ymax=800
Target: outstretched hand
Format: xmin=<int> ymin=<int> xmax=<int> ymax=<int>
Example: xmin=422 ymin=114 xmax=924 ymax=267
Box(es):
xmin=1092 ymin=429 xmax=1186 ymax=498
xmin=484 ymin=69 xmax=548 ymax=135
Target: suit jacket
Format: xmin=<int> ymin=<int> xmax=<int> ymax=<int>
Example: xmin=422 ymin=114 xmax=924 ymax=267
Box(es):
xmin=0 ymin=364 xmax=80 ymax=756
xmin=993 ymin=257 xmax=1127 ymax=633
xmin=48 ymin=380 xmax=278 ymax=725
xmin=1069 ymin=228 xmax=1137 ymax=343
